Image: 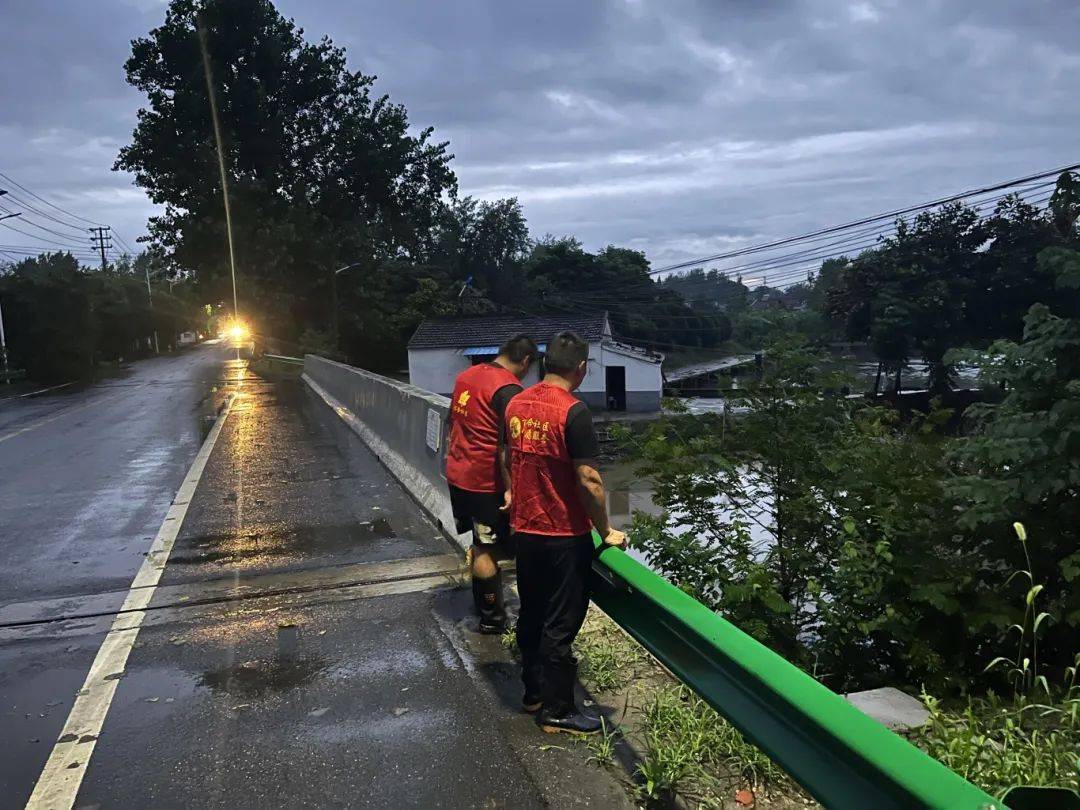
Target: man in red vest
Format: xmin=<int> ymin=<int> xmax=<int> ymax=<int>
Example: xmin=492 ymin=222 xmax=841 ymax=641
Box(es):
xmin=446 ymin=334 xmax=538 ymax=633
xmin=503 ymin=330 xmax=626 ymax=735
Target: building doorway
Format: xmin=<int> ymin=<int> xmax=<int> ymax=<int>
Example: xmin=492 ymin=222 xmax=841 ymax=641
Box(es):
xmin=605 ymin=365 xmax=626 ymax=411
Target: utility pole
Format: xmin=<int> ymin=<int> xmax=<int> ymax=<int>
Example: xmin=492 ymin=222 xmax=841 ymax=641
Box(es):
xmin=89 ymin=226 xmax=111 ymax=272
xmin=143 ymin=258 xmax=160 ymax=355
xmin=0 ymin=295 xmax=9 ymax=384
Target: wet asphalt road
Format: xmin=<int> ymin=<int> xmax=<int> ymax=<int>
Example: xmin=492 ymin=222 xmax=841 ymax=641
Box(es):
xmin=0 ymin=343 xmax=233 ymax=604
xmin=0 ymin=348 xmax=632 ymax=809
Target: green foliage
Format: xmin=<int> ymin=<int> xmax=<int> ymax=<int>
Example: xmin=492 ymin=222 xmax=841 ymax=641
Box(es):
xmin=525 ymin=239 xmax=731 ymax=351
xmin=636 ymin=686 xmax=792 ymax=802
xmin=574 ymin=615 xmax=646 ymax=692
xmin=915 ymin=527 xmax=1079 ymax=797
xmin=117 ymin=0 xmax=456 ymax=344
xmin=826 ymin=177 xmax=1073 ymax=390
xmin=295 ymin=328 xmax=342 ymax=361
xmin=949 ymin=247 xmax=1080 ymax=670
xmin=915 ymin=687 xmax=1080 ymax=797
xmin=632 ymin=225 xmax=1080 ymax=689
xmin=0 ymin=252 xmax=198 ymax=380
xmin=630 ymin=340 xmax=983 ymax=687
xmin=730 ymin=304 xmax=830 ymax=348
xmin=583 ymin=718 xmax=621 ymax=767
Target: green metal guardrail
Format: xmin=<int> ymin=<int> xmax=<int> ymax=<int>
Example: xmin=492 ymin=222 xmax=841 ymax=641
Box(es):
xmin=590 ymin=534 xmax=1009 ymax=809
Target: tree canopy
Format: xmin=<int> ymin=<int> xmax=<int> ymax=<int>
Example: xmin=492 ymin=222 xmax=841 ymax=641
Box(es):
xmin=824 ymin=175 xmax=1075 ymax=390
xmin=116 ymin=0 xmax=456 ymax=340
xmin=0 ymin=251 xmax=198 ymax=380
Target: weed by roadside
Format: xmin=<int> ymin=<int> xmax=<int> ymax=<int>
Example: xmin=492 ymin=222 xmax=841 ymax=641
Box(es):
xmin=912 ymin=523 xmax=1080 ymax=798
xmin=575 ymin=614 xmax=647 ymax=692
xmin=914 ymin=681 xmax=1080 ymax=797
xmin=636 ymin=685 xmax=796 ymax=804
xmin=584 ymin=718 xmax=622 ymax=767
xmin=573 ymin=608 xmax=810 ymax=807
xmin=501 ymin=626 xmax=517 ymax=652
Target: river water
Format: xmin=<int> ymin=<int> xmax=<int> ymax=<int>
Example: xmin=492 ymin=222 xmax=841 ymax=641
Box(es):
xmin=603 ymin=457 xmax=779 ymax=568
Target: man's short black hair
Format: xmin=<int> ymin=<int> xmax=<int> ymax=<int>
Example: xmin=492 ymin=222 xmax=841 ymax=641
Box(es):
xmin=498 ymin=334 xmax=539 ymax=364
xmin=543 ymin=330 xmax=589 ymax=376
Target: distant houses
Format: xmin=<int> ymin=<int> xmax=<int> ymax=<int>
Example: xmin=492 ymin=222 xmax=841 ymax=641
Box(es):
xmin=407 ymin=312 xmax=664 ymax=412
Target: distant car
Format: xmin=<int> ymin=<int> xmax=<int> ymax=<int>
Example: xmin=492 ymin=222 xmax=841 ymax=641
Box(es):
xmin=178 ymin=331 xmax=198 ymax=346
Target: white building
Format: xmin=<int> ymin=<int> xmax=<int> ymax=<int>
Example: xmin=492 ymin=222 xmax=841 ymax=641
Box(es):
xmin=407 ymin=313 xmax=664 ymax=412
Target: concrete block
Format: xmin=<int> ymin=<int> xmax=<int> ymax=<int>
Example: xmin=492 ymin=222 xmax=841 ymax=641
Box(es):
xmin=844 ymin=686 xmax=929 ymax=730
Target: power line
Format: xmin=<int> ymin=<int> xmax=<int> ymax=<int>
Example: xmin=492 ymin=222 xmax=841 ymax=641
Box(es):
xmin=0 ymin=243 xmax=98 ymax=254
xmin=0 ymin=183 xmax=97 ymax=234
xmin=573 ymin=183 xmax=1056 ymax=303
xmin=0 ymin=204 xmax=90 ymax=242
xmin=649 ymin=163 xmax=1078 ymax=276
xmin=0 ymin=171 xmax=104 ymax=228
xmin=0 ymin=221 xmax=89 ymax=250
xmin=112 ymin=231 xmax=138 ymax=255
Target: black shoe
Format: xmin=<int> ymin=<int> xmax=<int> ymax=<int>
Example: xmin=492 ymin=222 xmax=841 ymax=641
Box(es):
xmin=537 ymin=709 xmax=602 ymax=735
xmin=522 ymin=694 xmax=542 ymax=714
xmin=478 ymin=616 xmax=506 ymax=635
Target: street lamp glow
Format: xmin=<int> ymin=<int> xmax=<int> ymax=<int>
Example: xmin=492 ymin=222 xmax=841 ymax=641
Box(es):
xmin=226 ymin=321 xmax=250 ymax=342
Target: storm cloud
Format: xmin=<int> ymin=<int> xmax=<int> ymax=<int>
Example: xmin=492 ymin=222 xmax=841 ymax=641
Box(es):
xmin=1 ymin=0 xmax=1077 ymax=269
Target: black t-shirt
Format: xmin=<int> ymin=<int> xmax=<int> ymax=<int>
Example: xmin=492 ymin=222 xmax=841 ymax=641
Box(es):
xmin=491 ymin=381 xmax=522 ymax=420
xmin=565 ymin=401 xmax=600 ymax=460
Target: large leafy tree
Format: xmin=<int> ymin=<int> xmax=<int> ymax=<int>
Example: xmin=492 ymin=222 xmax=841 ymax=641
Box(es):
xmin=949 ymin=244 xmax=1080 ymax=663
xmin=826 ymin=176 xmax=1075 ymax=391
xmin=523 ymin=239 xmax=730 ymax=349
xmin=116 ymin=0 xmax=456 ymax=339
xmin=827 ymin=203 xmax=987 ymax=391
xmin=426 ymin=197 xmax=531 ymax=307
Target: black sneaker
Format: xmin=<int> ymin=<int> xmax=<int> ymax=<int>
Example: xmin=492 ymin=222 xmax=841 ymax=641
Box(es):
xmin=477 ymin=616 xmax=506 ymax=635
xmin=537 ymin=709 xmax=602 ymax=735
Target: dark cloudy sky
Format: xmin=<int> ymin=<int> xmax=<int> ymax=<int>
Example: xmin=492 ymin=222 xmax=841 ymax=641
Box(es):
xmin=1 ymin=0 xmax=1077 ymax=271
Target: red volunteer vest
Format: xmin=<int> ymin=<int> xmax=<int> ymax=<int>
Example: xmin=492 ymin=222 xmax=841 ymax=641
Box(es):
xmin=446 ymin=363 xmax=520 ymax=493
xmin=505 ymin=382 xmax=592 ymax=536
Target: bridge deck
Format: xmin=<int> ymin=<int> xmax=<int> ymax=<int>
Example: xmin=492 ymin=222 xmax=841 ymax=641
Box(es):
xmin=2 ymin=372 xmax=629 ymax=808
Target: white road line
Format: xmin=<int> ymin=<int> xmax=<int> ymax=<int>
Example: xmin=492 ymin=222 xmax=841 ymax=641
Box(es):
xmin=0 ymin=392 xmax=125 ymax=444
xmin=0 ymin=381 xmax=75 ymax=403
xmin=24 ymin=394 xmax=236 ymax=810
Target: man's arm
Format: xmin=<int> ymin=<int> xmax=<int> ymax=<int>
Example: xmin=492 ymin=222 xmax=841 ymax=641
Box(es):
xmin=566 ymin=404 xmax=625 ymax=547
xmin=498 ymin=427 xmax=512 ymax=511
xmin=493 ymin=384 xmax=522 ymax=511
xmin=574 ymin=461 xmax=624 ymax=546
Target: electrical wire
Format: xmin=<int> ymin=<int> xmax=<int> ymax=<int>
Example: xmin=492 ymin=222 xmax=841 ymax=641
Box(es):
xmin=648 ymin=164 xmax=1078 ymax=276
xmin=0 ymin=221 xmax=91 ymax=250
xmin=0 ymin=171 xmax=104 ymax=227
xmin=0 ymin=185 xmax=97 ymax=235
xmin=0 ymin=205 xmax=91 ymax=242
xmin=569 ymin=184 xmax=1057 ymax=302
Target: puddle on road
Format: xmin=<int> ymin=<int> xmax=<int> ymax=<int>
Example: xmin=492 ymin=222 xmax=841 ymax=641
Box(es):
xmin=201 ymin=655 xmax=325 ymax=698
xmin=198 ymin=623 xmax=326 ymax=698
xmin=109 ymin=665 xmax=200 ymax=712
xmin=169 ymin=521 xmax=402 ymax=569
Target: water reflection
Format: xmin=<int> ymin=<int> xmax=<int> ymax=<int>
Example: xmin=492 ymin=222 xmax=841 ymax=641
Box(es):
xmin=200 ymin=622 xmax=325 ymax=697
xmin=604 ymin=457 xmax=777 ymax=568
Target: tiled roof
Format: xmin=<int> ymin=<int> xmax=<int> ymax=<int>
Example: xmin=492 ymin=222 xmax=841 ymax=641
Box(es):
xmin=408 ymin=312 xmax=609 ymax=349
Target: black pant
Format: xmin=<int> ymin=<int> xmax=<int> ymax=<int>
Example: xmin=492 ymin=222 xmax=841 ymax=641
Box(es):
xmin=515 ymin=532 xmax=594 ymax=717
